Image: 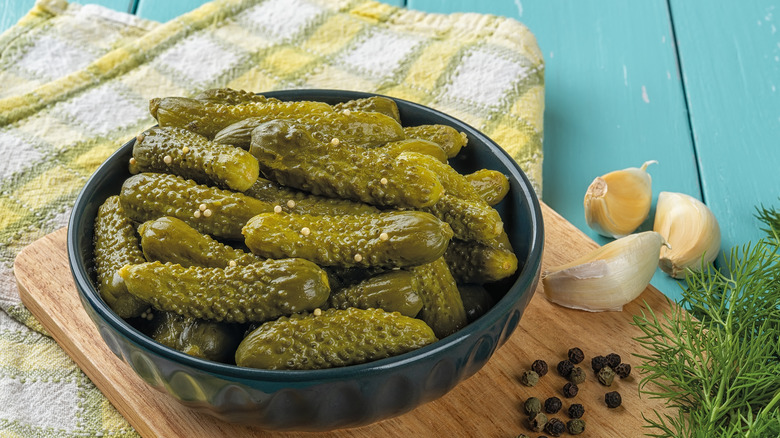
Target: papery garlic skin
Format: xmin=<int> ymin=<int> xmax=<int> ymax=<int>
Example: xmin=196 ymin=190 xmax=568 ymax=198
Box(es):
xmin=584 ymin=160 xmax=657 ymax=238
xmin=653 ymin=191 xmax=721 ymax=279
xmin=542 ymin=231 xmax=665 ymax=312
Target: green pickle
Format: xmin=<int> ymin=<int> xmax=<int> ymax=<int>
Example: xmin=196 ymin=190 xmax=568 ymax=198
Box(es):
xmin=132 ymin=126 xmax=259 ymax=191
xmin=243 ymin=211 xmax=453 ymax=268
xmin=465 ymin=169 xmax=510 ymax=206
xmin=93 ymin=196 xmax=148 ymax=318
xmin=398 ymin=151 xmax=482 ymax=202
xmin=244 ymin=177 xmax=380 ymax=215
xmin=423 ymin=194 xmax=505 ymax=244
xmin=377 ymin=139 xmax=447 ymax=163
xmin=409 ymin=257 xmax=468 ymax=339
xmin=119 ymin=259 xmax=330 ymax=324
xmin=143 ymin=311 xmax=242 ymax=363
xmin=139 ymin=216 xmax=263 ymax=267
xmin=249 ymin=120 xmax=443 ymax=208
xmin=444 ymin=238 xmax=518 ymax=284
xmin=333 ymin=96 xmax=401 ymax=122
xmin=193 ymin=88 xmax=272 ymax=105
xmin=235 ymin=307 xmax=437 ymax=370
xmin=403 ymin=124 xmax=468 ymax=158
xmin=119 ymin=173 xmax=274 ymax=239
xmin=329 ymin=270 xmax=423 ymax=317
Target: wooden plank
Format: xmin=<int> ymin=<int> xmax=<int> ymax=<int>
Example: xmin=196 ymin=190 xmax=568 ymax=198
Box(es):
xmin=15 ymin=204 xmax=671 ymax=437
xmin=669 ymin=0 xmax=780 ymax=259
xmin=409 ymin=0 xmax=700 ymax=300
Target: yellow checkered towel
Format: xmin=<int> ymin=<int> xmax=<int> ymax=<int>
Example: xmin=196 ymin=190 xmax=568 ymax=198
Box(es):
xmin=0 ymin=0 xmax=543 ymax=435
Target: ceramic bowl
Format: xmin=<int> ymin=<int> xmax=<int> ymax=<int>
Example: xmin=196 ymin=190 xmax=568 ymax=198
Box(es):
xmin=68 ymin=89 xmax=544 ymax=430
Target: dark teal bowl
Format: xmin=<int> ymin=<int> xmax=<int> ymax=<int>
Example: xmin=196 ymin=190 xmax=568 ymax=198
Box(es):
xmin=68 ymin=90 xmax=544 ymax=430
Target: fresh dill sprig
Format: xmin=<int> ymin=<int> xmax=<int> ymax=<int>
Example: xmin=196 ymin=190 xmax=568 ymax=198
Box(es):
xmin=632 ymin=203 xmax=780 ymax=438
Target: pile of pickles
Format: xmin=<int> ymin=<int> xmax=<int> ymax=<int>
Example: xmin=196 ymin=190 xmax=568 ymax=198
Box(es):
xmin=93 ymin=89 xmax=518 ymax=370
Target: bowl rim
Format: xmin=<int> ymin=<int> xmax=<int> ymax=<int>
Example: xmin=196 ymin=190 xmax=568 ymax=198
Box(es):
xmin=68 ymin=88 xmax=544 ymax=382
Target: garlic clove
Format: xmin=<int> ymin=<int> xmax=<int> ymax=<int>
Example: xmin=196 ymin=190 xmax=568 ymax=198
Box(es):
xmin=542 ymin=231 xmax=665 ymax=312
xmin=584 ymin=160 xmax=657 ymax=238
xmin=653 ymin=191 xmax=721 ymax=279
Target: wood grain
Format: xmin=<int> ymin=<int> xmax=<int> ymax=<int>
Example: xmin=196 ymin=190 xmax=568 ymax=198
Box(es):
xmin=15 ymin=202 xmax=671 ymax=437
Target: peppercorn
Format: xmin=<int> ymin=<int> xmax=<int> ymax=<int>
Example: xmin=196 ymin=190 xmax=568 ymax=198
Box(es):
xmin=567 ymin=347 xmax=584 ymax=364
xmin=569 ymin=366 xmax=586 ymax=384
xmin=562 ymin=382 xmax=579 ymax=398
xmin=615 ymin=362 xmax=632 ymax=378
xmin=606 ymin=352 xmax=621 ymax=369
xmin=543 ymin=418 xmax=566 ymax=437
xmin=524 ymin=397 xmax=542 ymax=416
xmin=520 ymin=370 xmax=540 ymax=387
xmin=591 ymin=355 xmax=607 ymax=372
xmin=531 ymin=359 xmax=548 ymax=377
xmin=567 ymin=418 xmax=586 ymax=435
xmin=528 ymin=412 xmax=548 ymax=432
xmin=605 ymin=391 xmax=622 ymax=408
xmin=514 ymin=434 xmax=530 ymax=438
xmin=556 ymin=359 xmax=574 ymax=378
xmin=544 ymin=396 xmax=562 ymax=414
xmin=568 ymin=403 xmax=585 ymax=419
xmin=598 ymin=366 xmax=616 ymax=386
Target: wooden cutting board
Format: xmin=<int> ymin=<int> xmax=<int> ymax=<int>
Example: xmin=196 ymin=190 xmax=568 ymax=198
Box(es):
xmin=14 ymin=202 xmax=671 ymax=437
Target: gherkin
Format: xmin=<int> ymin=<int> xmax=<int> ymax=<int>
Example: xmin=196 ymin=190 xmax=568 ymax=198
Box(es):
xmin=465 ymin=169 xmax=510 ymax=206
xmin=333 ymin=95 xmax=401 ymax=122
xmin=193 ymin=88 xmax=272 ymax=105
xmin=422 ymin=194 xmax=505 ymax=244
xmin=249 ymin=120 xmax=443 ymax=208
xmin=235 ymin=307 xmax=437 ymax=370
xmin=445 ymin=238 xmax=518 ymax=284
xmin=93 ymin=196 xmax=148 ymax=318
xmin=377 ymin=139 xmax=447 ymax=163
xmin=403 ymin=124 xmax=468 ymax=158
xmin=410 ymin=257 xmax=468 ymax=339
xmin=141 ymin=311 xmax=242 ymax=363
xmin=329 ymin=270 xmax=424 ymax=317
xmin=119 ymin=259 xmax=330 ymax=324
xmin=243 ymin=177 xmax=380 ymax=216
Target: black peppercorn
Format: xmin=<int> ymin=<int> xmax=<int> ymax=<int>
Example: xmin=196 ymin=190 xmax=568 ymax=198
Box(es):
xmin=562 ymin=382 xmax=579 ymax=398
xmin=544 ymin=396 xmax=562 ymax=414
xmin=556 ymin=359 xmax=574 ymax=377
xmin=531 ymin=359 xmax=548 ymax=377
xmin=615 ymin=362 xmax=632 ymax=378
xmin=528 ymin=412 xmax=548 ymax=432
xmin=543 ymin=418 xmax=566 ymax=437
xmin=568 ymin=403 xmax=585 ymax=419
xmin=567 ymin=418 xmax=586 ymax=435
xmin=605 ymin=391 xmax=622 ymax=408
xmin=514 ymin=434 xmax=530 ymax=438
xmin=591 ymin=355 xmax=607 ymax=372
xmin=567 ymin=347 xmax=584 ymax=364
xmin=569 ymin=366 xmax=586 ymax=384
xmin=606 ymin=352 xmax=621 ymax=369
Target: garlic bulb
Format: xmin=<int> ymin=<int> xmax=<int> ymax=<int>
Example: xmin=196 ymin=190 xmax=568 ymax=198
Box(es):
xmin=653 ymin=191 xmax=721 ymax=279
xmin=542 ymin=231 xmax=665 ymax=312
xmin=584 ymin=160 xmax=657 ymax=238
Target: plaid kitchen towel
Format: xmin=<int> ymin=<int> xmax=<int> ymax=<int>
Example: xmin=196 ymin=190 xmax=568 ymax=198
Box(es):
xmin=0 ymin=0 xmax=544 ymax=435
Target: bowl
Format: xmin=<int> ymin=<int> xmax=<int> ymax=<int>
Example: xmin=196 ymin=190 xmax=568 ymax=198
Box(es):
xmin=68 ymin=89 xmax=544 ymax=430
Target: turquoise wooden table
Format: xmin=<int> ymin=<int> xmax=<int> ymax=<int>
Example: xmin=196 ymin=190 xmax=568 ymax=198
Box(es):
xmin=2 ymin=0 xmax=778 ymax=302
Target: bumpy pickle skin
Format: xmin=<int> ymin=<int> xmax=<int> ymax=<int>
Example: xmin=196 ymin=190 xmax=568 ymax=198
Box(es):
xmin=93 ymin=196 xmax=149 ymax=318
xmin=249 ymin=120 xmax=444 ymax=208
xmin=139 ymin=216 xmax=263 ymax=268
xmin=119 ymin=259 xmax=330 ymax=324
xmin=422 ymin=194 xmax=505 ymax=244
xmin=193 ymin=88 xmax=272 ymax=105
xmin=409 ymin=257 xmax=468 ymax=339
xmin=143 ymin=311 xmax=242 ymax=363
xmin=377 ymin=139 xmax=447 ymax=163
xmin=328 ymin=270 xmax=424 ymax=318
xmin=465 ymin=169 xmax=510 ymax=206
xmin=243 ymin=211 xmax=453 ymax=268
xmin=132 ymin=126 xmax=259 ymax=192
xmin=333 ymin=96 xmax=401 ymax=123
xmin=235 ymin=307 xmax=437 ymax=370
xmin=403 ymin=124 xmax=468 ymax=158
xmin=119 ymin=173 xmax=274 ymax=239
xmin=444 ymin=238 xmax=518 ymax=284
xmin=244 ymin=177 xmax=380 ymax=216
xmin=397 ymin=151 xmax=482 ymax=202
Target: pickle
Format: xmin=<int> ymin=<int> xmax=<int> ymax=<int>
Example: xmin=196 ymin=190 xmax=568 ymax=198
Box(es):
xmin=444 ymin=238 xmax=518 ymax=284
xmin=119 ymin=173 xmax=274 ymax=239
xmin=139 ymin=216 xmax=263 ymax=268
xmin=423 ymin=194 xmax=505 ymax=244
xmin=465 ymin=169 xmax=510 ymax=206
xmin=329 ymin=270 xmax=423 ymax=317
xmin=93 ymin=196 xmax=149 ymax=318
xmin=132 ymin=126 xmax=259 ymax=192
xmin=458 ymin=285 xmax=495 ymax=323
xmin=244 ymin=177 xmax=380 ymax=215
xmin=193 ymin=88 xmax=272 ymax=105
xmin=403 ymin=124 xmax=468 ymax=158
xmin=397 ymin=151 xmax=481 ymax=201
xmin=235 ymin=307 xmax=437 ymax=370
xmin=409 ymin=257 xmax=468 ymax=338
xmin=119 ymin=259 xmax=330 ymax=324
xmin=378 ymin=139 xmax=447 ymax=163
xmin=243 ymin=211 xmax=453 ymax=268
xmin=333 ymin=96 xmax=401 ymax=123
xmin=143 ymin=311 xmax=242 ymax=363
xmin=249 ymin=120 xmax=443 ymax=208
